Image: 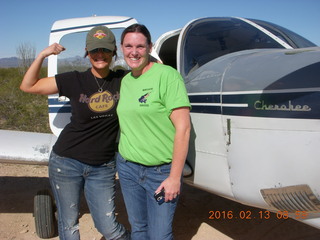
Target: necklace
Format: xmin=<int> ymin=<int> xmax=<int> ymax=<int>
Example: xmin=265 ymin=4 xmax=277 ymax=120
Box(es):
xmin=94 ymin=75 xmax=106 ymax=93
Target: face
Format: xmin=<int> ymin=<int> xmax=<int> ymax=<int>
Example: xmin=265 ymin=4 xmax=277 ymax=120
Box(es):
xmin=87 ymin=48 xmax=113 ymax=70
xmin=121 ymin=32 xmax=152 ymax=76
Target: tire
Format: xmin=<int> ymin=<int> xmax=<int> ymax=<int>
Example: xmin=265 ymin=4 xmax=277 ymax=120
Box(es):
xmin=34 ymin=189 xmax=56 ymax=239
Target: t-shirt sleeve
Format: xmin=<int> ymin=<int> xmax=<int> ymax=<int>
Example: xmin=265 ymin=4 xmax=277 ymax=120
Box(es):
xmin=55 ymin=71 xmax=78 ymax=98
xmin=160 ymin=68 xmax=191 ymax=114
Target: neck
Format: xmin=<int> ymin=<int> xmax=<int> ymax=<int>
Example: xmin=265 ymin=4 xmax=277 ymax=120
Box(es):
xmin=91 ymin=67 xmax=110 ymax=78
xmin=132 ymin=62 xmax=154 ymax=77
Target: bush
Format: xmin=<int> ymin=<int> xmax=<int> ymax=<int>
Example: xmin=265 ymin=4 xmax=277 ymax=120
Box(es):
xmin=0 ymin=68 xmax=51 ymax=133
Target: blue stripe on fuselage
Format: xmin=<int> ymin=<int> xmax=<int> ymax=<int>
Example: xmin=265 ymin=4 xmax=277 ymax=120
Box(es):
xmin=47 ymin=91 xmax=320 ymax=118
xmin=51 ymin=18 xmax=135 ymax=33
xmin=189 ymin=91 xmax=320 ymax=119
xmin=48 ymin=98 xmax=71 ymax=113
xmin=49 ymin=107 xmax=72 ymax=113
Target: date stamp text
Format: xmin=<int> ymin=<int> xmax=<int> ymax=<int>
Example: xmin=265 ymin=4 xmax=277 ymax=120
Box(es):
xmin=208 ymin=210 xmax=309 ymax=220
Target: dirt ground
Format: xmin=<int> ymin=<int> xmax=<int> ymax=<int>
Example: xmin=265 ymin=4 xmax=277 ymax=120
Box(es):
xmin=1 ymin=163 xmax=320 ymax=240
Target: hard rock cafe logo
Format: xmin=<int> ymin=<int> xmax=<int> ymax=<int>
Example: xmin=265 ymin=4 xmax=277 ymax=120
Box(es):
xmin=79 ymin=91 xmax=119 ymax=113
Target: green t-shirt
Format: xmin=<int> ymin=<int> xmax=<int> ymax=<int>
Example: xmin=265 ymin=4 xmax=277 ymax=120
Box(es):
xmin=117 ymin=63 xmax=191 ymax=166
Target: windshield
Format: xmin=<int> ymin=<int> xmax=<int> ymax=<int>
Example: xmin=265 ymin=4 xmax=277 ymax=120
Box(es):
xmin=250 ymin=19 xmax=317 ymax=48
xmin=182 ymin=17 xmax=285 ymax=76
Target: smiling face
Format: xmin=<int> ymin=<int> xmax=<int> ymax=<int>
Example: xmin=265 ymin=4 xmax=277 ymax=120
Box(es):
xmin=87 ymin=48 xmax=113 ymax=77
xmin=121 ymin=32 xmax=153 ymax=77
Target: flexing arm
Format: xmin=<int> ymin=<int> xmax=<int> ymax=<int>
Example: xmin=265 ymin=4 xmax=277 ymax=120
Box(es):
xmin=156 ymin=107 xmax=191 ymax=201
xmin=20 ymin=43 xmax=65 ymax=95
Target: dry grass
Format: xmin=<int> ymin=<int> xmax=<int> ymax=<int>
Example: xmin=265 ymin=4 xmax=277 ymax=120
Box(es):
xmin=0 ymin=67 xmax=50 ymax=133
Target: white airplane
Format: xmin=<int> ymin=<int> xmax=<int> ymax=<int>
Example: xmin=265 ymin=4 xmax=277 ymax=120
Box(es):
xmin=1 ymin=16 xmax=319 ymax=238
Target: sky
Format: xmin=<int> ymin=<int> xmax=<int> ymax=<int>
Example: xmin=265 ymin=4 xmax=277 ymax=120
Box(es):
xmin=1 ymin=0 xmax=319 ymax=58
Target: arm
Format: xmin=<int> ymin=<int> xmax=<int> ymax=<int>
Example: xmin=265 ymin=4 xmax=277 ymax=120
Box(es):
xmin=20 ymin=43 xmax=65 ymax=95
xmin=156 ymin=107 xmax=191 ymax=201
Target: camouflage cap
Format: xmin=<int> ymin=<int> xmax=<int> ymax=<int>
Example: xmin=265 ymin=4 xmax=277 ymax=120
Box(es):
xmin=86 ymin=26 xmax=116 ymax=52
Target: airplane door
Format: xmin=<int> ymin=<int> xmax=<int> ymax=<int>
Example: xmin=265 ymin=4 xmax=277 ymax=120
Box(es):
xmin=176 ymin=18 xmax=235 ymax=198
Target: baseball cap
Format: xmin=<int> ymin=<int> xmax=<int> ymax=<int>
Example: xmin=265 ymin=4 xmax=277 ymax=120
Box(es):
xmin=86 ymin=26 xmax=116 ymax=52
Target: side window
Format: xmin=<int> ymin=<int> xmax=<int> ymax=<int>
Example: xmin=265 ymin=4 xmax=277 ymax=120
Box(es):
xmin=57 ymin=32 xmax=90 ymax=73
xmin=182 ymin=18 xmax=284 ymax=76
xmin=57 ymin=28 xmax=129 ymax=74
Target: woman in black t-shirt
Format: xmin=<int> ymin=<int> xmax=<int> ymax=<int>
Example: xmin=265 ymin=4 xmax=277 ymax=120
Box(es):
xmin=20 ymin=26 xmax=130 ymax=240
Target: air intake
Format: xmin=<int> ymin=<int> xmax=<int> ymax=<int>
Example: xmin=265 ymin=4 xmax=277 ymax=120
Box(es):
xmin=260 ymin=184 xmax=320 ymax=213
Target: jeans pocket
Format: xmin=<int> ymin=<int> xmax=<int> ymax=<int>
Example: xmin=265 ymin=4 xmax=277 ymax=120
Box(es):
xmin=104 ymin=160 xmax=116 ymax=169
xmin=50 ymin=150 xmax=63 ymax=160
xmin=49 ymin=151 xmax=65 ymax=168
xmin=155 ymin=163 xmax=171 ymax=176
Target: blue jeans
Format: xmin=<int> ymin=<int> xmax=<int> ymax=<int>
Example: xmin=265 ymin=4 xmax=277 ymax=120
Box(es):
xmin=116 ymin=153 xmax=179 ymax=240
xmin=49 ymin=151 xmax=129 ymax=240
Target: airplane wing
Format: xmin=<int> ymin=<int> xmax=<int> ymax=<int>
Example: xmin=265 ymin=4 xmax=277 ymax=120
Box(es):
xmin=0 ymin=130 xmax=57 ymax=165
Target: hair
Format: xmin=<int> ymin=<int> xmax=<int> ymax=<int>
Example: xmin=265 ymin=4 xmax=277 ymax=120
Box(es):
xmin=84 ymin=47 xmax=118 ymax=59
xmin=121 ymin=24 xmax=152 ymax=45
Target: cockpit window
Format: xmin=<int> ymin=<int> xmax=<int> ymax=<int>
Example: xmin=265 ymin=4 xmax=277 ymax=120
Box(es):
xmin=57 ymin=28 xmax=128 ymax=74
xmin=182 ymin=18 xmax=285 ymax=76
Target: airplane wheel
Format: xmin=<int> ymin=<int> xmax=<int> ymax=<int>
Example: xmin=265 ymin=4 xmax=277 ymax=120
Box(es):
xmin=34 ymin=189 xmax=56 ymax=239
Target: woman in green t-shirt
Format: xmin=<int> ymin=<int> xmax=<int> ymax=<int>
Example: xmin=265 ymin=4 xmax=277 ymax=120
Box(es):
xmin=117 ymin=24 xmax=191 ymax=240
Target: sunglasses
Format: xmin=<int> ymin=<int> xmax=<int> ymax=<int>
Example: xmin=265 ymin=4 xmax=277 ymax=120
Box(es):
xmin=89 ymin=48 xmax=112 ymax=54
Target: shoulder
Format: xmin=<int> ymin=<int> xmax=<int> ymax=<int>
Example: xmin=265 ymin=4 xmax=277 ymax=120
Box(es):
xmin=55 ymin=70 xmax=82 ymax=81
xmin=153 ymin=63 xmax=180 ymax=75
xmin=152 ymin=63 xmax=183 ymax=82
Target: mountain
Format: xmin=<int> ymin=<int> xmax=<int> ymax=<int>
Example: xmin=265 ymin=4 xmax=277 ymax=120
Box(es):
xmin=0 ymin=57 xmax=48 ymax=68
xmin=0 ymin=57 xmax=19 ymax=68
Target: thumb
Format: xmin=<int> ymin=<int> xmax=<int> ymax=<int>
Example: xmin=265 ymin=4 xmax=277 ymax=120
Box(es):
xmin=155 ymin=183 xmax=164 ymax=194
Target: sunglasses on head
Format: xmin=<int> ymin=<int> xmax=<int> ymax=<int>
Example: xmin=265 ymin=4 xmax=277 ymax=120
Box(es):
xmin=89 ymin=48 xmax=112 ymax=54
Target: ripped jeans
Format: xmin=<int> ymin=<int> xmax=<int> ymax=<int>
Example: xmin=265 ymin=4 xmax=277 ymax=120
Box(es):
xmin=49 ymin=151 xmax=129 ymax=240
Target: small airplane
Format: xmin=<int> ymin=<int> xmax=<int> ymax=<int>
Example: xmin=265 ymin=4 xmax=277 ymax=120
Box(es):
xmin=0 ymin=15 xmax=319 ymax=238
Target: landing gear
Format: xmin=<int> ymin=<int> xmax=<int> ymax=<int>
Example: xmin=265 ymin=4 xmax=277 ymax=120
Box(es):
xmin=34 ymin=189 xmax=56 ymax=239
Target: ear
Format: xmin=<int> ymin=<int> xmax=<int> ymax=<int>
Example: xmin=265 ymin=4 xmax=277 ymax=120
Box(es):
xmin=84 ymin=48 xmax=89 ymax=58
xmin=85 ymin=48 xmax=90 ymax=57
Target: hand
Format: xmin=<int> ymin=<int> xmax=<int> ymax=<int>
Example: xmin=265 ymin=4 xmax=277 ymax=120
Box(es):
xmin=40 ymin=43 xmax=66 ymax=58
xmin=155 ymin=176 xmax=181 ymax=202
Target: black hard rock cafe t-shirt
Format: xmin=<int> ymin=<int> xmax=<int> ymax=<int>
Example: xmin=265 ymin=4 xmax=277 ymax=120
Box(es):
xmin=52 ymin=69 xmax=126 ymax=165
